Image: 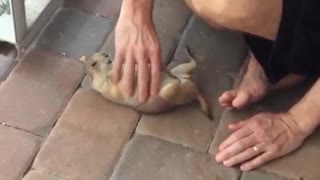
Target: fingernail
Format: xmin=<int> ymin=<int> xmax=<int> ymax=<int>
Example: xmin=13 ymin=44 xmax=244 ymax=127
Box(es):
xmin=240 ymin=166 xmax=249 ymax=171
xmin=215 ymin=155 xmax=222 ymax=162
xmin=223 ymin=161 xmax=231 ymax=167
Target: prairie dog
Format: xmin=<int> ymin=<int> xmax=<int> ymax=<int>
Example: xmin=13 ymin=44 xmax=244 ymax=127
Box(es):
xmin=80 ymin=47 xmax=211 ymax=118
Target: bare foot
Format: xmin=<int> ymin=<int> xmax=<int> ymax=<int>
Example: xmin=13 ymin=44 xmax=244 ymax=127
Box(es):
xmin=219 ymin=53 xmax=306 ymax=109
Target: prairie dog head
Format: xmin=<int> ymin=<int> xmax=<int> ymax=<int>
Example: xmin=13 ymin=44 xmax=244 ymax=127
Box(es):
xmin=80 ymin=52 xmax=113 ymax=85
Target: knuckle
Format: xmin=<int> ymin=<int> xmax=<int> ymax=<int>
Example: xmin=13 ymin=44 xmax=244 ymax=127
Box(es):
xmin=272 ymin=145 xmax=282 ymax=153
xmin=149 ymin=43 xmax=160 ymax=53
xmin=234 ymin=133 xmax=241 ymax=139
xmin=251 ymin=120 xmax=265 ymax=130
xmin=151 ymin=68 xmax=160 ymax=75
xmin=231 ymin=157 xmax=238 ymax=163
xmin=135 ymin=46 xmax=146 ymax=55
xmin=256 ymin=158 xmax=264 ymax=165
xmin=223 ymin=152 xmax=230 ymax=158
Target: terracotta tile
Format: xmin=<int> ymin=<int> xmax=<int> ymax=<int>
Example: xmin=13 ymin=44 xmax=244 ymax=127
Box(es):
xmin=0 ymin=126 xmax=41 ymax=180
xmin=110 ymin=135 xmax=241 ymax=180
xmin=33 ymin=89 xmax=140 ymax=180
xmin=168 ymin=15 xmax=248 ymax=119
xmin=260 ymin=129 xmax=320 ymax=180
xmin=256 ymin=81 xmax=313 ymax=112
xmin=64 ymin=0 xmax=122 ymax=17
xmin=0 ymin=49 xmax=85 ymax=136
xmin=171 ymin=15 xmax=248 ymax=73
xmin=137 ymin=103 xmax=217 ymax=152
xmin=241 ymin=170 xmax=293 ymax=180
xmin=209 ymin=108 xmax=258 ymax=155
xmin=35 ymin=8 xmax=114 ymax=59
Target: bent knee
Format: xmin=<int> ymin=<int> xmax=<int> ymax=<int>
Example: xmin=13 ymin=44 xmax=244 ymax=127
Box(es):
xmin=184 ymin=0 xmax=275 ymax=30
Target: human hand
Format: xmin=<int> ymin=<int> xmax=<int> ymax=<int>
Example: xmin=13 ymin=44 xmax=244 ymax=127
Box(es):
xmin=215 ymin=112 xmax=309 ymax=171
xmin=113 ymin=11 xmax=163 ymax=103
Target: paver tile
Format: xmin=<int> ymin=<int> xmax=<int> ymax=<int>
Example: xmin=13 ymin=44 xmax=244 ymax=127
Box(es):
xmin=241 ymin=170 xmax=292 ymax=180
xmin=100 ymin=0 xmax=192 ymax=64
xmin=0 ymin=126 xmax=41 ymax=180
xmin=22 ymin=171 xmax=64 ymax=180
xmin=209 ymin=108 xmax=258 ymax=155
xmin=170 ymin=15 xmax=247 ymax=73
xmin=64 ymin=0 xmax=122 ymax=17
xmin=35 ymin=8 xmax=114 ymax=59
xmin=256 ymin=81 xmax=313 ymax=112
xmin=136 ymin=103 xmax=217 ymax=152
xmin=169 ymin=16 xmax=247 ymax=119
xmin=209 ymin=81 xmax=318 ymax=179
xmin=0 ymin=49 xmax=85 ymax=136
xmin=33 ymin=89 xmax=140 ymax=180
xmin=110 ymin=135 xmax=241 ymax=180
xmin=0 ymin=55 xmax=16 ymax=82
xmin=259 ymin=129 xmax=320 ymax=180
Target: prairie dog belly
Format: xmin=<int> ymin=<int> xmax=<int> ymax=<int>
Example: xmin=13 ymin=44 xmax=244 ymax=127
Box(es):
xmin=94 ymin=73 xmax=196 ymax=114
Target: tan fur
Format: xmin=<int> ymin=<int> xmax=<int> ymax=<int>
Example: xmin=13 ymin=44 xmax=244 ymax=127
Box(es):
xmin=80 ymin=47 xmax=211 ymax=119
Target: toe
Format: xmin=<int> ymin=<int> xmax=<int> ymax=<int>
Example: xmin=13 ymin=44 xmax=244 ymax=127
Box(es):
xmin=219 ymin=90 xmax=237 ymax=107
xmin=232 ymin=91 xmax=251 ymax=109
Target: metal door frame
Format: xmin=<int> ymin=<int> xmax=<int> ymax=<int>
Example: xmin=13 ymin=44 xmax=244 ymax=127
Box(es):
xmin=0 ymin=0 xmax=63 ymax=57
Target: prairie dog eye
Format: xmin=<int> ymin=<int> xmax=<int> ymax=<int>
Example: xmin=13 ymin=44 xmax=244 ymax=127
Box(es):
xmin=102 ymin=53 xmax=109 ymax=58
xmin=91 ymin=62 xmax=97 ymax=67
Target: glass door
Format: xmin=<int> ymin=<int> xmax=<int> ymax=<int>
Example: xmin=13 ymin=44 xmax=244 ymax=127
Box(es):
xmin=0 ymin=0 xmax=63 ymax=52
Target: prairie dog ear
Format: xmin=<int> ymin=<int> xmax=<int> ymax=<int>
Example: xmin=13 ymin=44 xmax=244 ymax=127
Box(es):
xmin=79 ymin=56 xmax=87 ymax=63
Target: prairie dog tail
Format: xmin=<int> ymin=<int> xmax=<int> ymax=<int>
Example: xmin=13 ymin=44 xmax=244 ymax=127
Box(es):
xmin=170 ymin=46 xmax=197 ymax=76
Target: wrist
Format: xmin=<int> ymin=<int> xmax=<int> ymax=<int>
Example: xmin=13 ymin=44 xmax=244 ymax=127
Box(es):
xmin=288 ymin=100 xmax=320 ymax=136
xmin=119 ymin=0 xmax=154 ymax=23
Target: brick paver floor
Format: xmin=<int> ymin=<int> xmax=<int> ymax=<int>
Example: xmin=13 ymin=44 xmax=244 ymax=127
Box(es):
xmin=0 ymin=0 xmax=317 ymax=180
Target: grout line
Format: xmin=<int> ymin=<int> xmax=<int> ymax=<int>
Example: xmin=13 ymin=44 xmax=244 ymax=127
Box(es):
xmin=0 ymin=122 xmax=43 ymax=138
xmin=62 ymin=6 xmax=117 ymax=19
xmin=105 ymin=113 xmax=142 ymax=180
xmin=129 ymin=113 xmax=143 ymax=140
xmin=238 ymin=172 xmax=243 ymax=180
xmin=21 ymin=89 xmax=80 ymax=179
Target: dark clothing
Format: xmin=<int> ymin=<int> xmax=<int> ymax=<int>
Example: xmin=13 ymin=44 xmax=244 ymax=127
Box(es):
xmin=243 ymin=0 xmax=320 ymax=84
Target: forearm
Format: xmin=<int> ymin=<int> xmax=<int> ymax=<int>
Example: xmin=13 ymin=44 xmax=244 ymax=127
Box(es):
xmin=119 ymin=0 xmax=154 ymax=23
xmin=289 ymin=78 xmax=320 ymax=135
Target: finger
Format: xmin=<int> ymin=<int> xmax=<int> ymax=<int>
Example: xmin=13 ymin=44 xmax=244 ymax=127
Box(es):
xmin=232 ymin=91 xmax=250 ymax=109
xmin=218 ymin=126 xmax=252 ymax=152
xmin=122 ymin=51 xmax=135 ymax=97
xmin=216 ymin=134 xmax=256 ymax=163
xmin=219 ymin=90 xmax=237 ymax=107
xmin=137 ymin=54 xmax=149 ymax=102
xmin=150 ymin=50 xmax=161 ymax=96
xmin=228 ymin=121 xmax=246 ymax=131
xmin=223 ymin=143 xmax=263 ymax=167
xmin=113 ymin=48 xmax=125 ymax=83
xmin=240 ymin=152 xmax=273 ymax=171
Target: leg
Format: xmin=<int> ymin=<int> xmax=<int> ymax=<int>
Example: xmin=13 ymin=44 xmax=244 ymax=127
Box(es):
xmin=184 ymin=0 xmax=282 ymax=40
xmin=185 ymin=0 xmax=306 ymax=109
